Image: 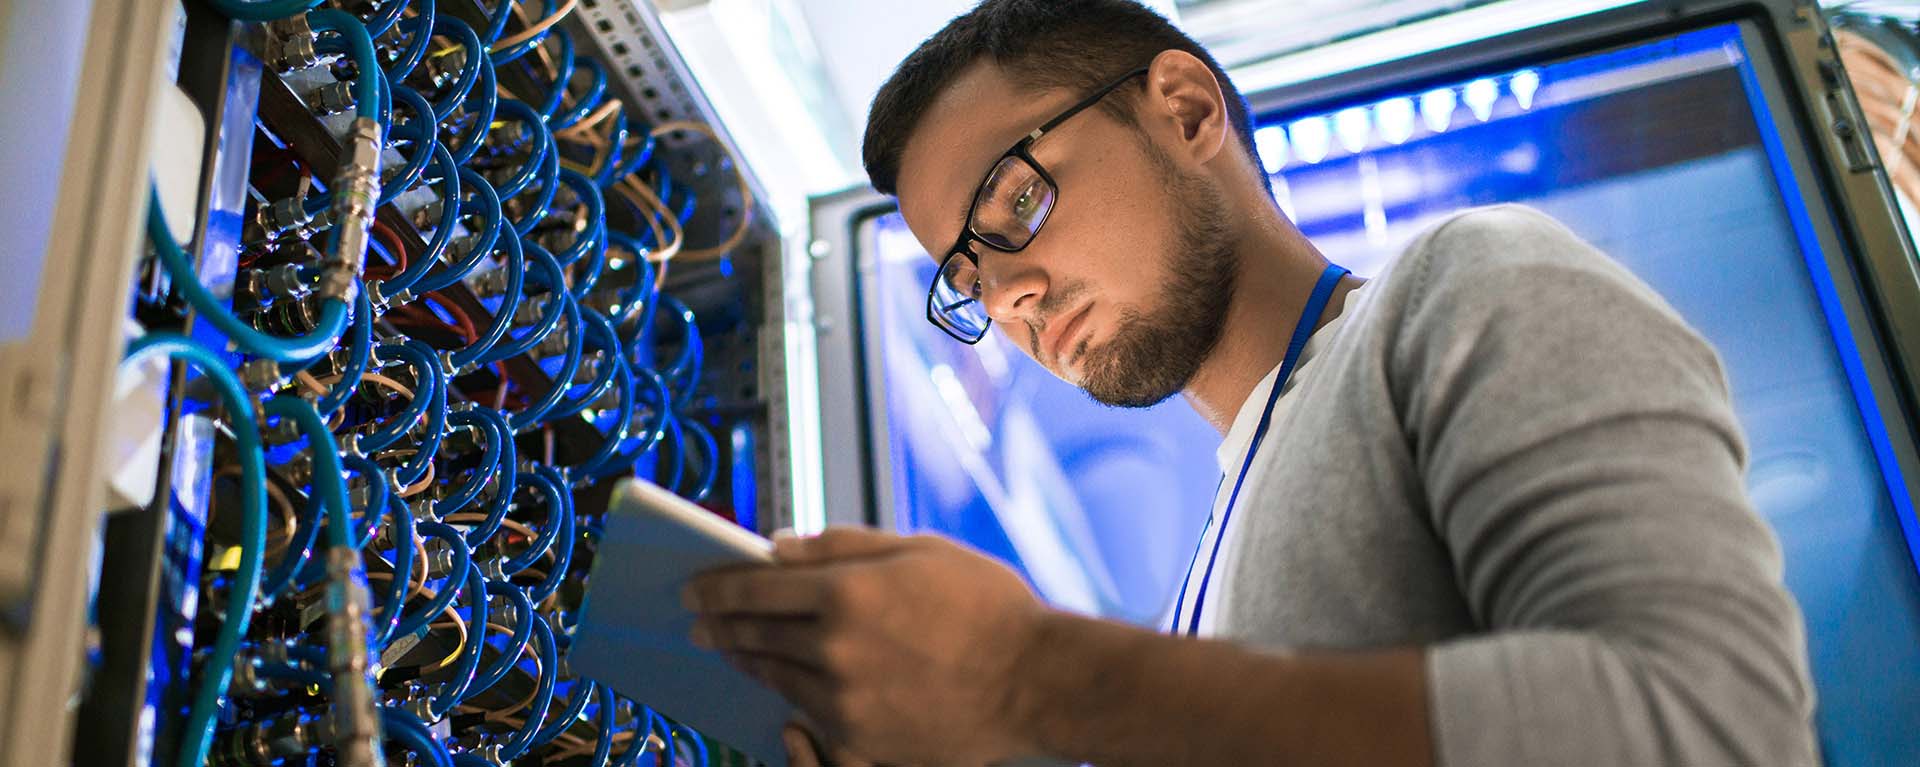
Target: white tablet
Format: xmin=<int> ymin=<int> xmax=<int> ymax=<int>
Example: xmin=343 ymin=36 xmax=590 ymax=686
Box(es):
xmin=570 ymin=478 xmax=790 ymax=767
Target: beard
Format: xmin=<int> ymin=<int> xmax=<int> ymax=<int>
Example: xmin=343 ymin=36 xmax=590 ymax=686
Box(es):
xmin=1075 ymin=157 xmax=1238 ymax=408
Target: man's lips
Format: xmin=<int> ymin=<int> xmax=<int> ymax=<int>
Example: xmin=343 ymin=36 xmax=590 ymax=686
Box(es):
xmin=1046 ymin=303 xmax=1092 ymax=366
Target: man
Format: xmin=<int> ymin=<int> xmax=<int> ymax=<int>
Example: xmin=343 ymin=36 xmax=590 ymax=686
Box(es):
xmin=684 ymin=1 xmax=1819 ymax=764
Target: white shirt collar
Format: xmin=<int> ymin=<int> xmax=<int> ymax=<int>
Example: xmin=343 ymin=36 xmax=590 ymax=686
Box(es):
xmin=1213 ymin=282 xmax=1366 ymax=474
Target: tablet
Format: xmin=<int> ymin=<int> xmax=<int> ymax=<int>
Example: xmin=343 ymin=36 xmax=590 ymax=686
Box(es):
xmin=571 ymin=478 xmax=791 ymax=767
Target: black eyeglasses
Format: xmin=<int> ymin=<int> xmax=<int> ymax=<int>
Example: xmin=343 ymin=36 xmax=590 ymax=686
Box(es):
xmin=926 ymin=67 xmax=1151 ymax=344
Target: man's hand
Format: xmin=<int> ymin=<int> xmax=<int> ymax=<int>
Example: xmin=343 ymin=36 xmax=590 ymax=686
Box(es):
xmin=683 ymin=527 xmax=1046 ymax=767
xmin=784 ymin=723 xmax=878 ymax=767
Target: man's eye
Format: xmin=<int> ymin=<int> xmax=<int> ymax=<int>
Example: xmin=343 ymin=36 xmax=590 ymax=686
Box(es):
xmin=1013 ymin=185 xmax=1037 ymax=218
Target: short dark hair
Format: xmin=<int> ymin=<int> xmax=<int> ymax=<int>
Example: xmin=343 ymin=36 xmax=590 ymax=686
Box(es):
xmin=861 ymin=0 xmax=1262 ymax=197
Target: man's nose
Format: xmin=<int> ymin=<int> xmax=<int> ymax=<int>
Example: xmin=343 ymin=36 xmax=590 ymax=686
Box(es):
xmin=977 ymin=252 xmax=1047 ymax=324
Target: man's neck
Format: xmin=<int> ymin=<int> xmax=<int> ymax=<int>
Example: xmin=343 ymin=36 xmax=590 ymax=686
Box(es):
xmin=1183 ymin=208 xmax=1361 ymax=434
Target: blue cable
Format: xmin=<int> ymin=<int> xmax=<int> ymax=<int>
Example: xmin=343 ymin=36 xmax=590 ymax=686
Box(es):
xmin=490 ymin=99 xmax=553 ymax=200
xmin=257 ymin=660 xmax=332 ymax=691
xmin=383 ymin=706 xmax=456 ymax=767
xmin=547 ymin=307 xmax=620 ymax=421
xmin=507 ymin=292 xmax=583 ymax=431
xmin=500 ymin=469 xmax=564 ymax=575
xmin=477 ymin=241 xmax=567 ymax=366
xmin=428 ymin=16 xmax=484 ymax=122
xmin=590 ymin=367 xmax=672 ymax=482
xmin=589 ymin=684 xmax=616 ymax=767
xmin=678 ymin=417 xmax=720 ymax=502
xmin=359 ymin=342 xmax=439 ymax=453
xmin=550 ymin=168 xmax=608 ymax=272
xmin=259 ymin=482 xmax=321 ymax=598
xmin=384 ymin=85 xmax=440 ymax=199
xmin=527 ymin=465 xmax=574 ymax=605
xmin=552 ymin=56 xmax=608 ymax=131
xmin=467 ymin=579 xmax=533 ymax=694
xmin=496 ymin=612 xmax=558 ymax=762
xmin=446 ymin=52 xmax=498 ymax=167
xmin=266 ymin=397 xmax=353 ymax=549
xmin=602 ymin=117 xmax=657 ymax=189
xmin=449 ymin=231 xmax=524 ymax=370
xmin=429 ymin=563 xmax=491 ymax=717
xmin=605 ymin=231 xmax=657 ymax=320
xmin=128 ymin=335 xmax=266 ymax=767
xmin=377 ymin=142 xmax=460 ymax=296
xmin=532 ymin=677 xmax=595 ymax=748
xmin=410 ymin=167 xmax=502 ymax=295
xmin=476 ymin=0 xmax=513 ymax=44
xmin=342 ymin=453 xmax=391 ymax=549
xmin=385 ymin=4 xmax=436 ymax=82
xmin=459 ymin=408 xmax=517 ymax=547
xmin=391 ymin=357 xmax=447 ymax=489
xmin=511 ymin=138 xmax=561 ymax=237
xmin=364 ymin=0 xmax=409 ymax=37
xmin=149 ymin=187 xmax=349 ymax=362
xmin=391 ymin=521 xmax=472 ymax=644
xmin=207 ymin=0 xmax=323 ymax=22
xmin=438 ymin=408 xmax=504 ymax=513
xmin=574 ymin=357 xmax=635 ymax=478
xmin=374 ymin=491 xmax=416 ymax=646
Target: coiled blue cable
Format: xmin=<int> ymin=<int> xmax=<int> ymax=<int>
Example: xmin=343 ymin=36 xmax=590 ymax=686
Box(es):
xmin=467 ymin=579 xmax=533 ymax=694
xmin=511 ymin=138 xmax=561 ymax=237
xmin=383 ymin=706 xmax=456 ymax=767
xmin=128 ymin=335 xmax=266 ymax=767
xmin=259 ymin=481 xmax=321 ymax=598
xmin=359 ymin=342 xmax=440 ymax=453
xmin=491 ymin=2 xmax=564 ymax=68
xmin=507 ymin=292 xmax=583 ymax=431
xmin=377 ymin=142 xmax=460 ymax=296
xmin=496 ymin=612 xmax=558 ymax=761
xmin=589 ymin=684 xmax=616 ymax=767
xmin=410 ymin=167 xmax=502 ymax=295
xmin=532 ymin=678 xmax=595 ymax=748
xmin=500 ymin=469 xmax=564 ymax=575
xmin=364 ymin=0 xmax=410 ymax=37
xmin=429 ymin=563 xmax=490 ymax=717
xmin=548 ymin=307 xmax=621 ymax=421
xmin=385 ymin=85 xmax=440 ymax=198
xmin=391 ymin=357 xmax=447 ymax=489
xmin=678 ymin=417 xmax=720 ymax=502
xmin=605 ymin=231 xmax=658 ymax=321
xmin=445 ymin=51 xmax=498 ymax=167
xmin=590 ymin=367 xmax=673 ymax=482
xmin=373 ymin=491 xmax=417 ymax=646
xmin=459 ymin=408 xmax=517 ymax=547
xmin=552 ymin=56 xmax=608 ymax=130
xmin=527 ymin=465 xmax=574 ymax=605
xmin=574 ymin=356 xmax=635 ymax=478
xmin=385 ymin=4 xmax=436 ymax=82
xmin=449 ymin=231 xmax=524 ymax=370
xmin=342 ymin=453 xmax=391 ymax=549
xmin=427 ymin=16 xmax=484 ymax=121
xmin=308 ymin=10 xmax=383 ymax=122
xmin=478 ymin=241 xmax=567 ymax=366
xmin=266 ymin=397 xmax=353 ymax=549
xmin=305 ymin=287 xmax=373 ymax=417
xmin=391 ymin=521 xmax=472 ymax=644
xmin=438 ymin=408 xmax=504 ymax=514
xmin=490 ymin=99 xmax=553 ymax=200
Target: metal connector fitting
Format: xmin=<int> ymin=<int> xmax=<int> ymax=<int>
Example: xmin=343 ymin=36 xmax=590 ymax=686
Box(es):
xmin=324 ymin=547 xmax=387 ymax=767
xmin=321 ymin=117 xmax=383 ymax=305
xmin=263 ymin=17 xmax=320 ymax=73
xmin=260 ymin=196 xmax=312 ymax=239
xmin=308 ymin=81 xmax=357 ymax=116
xmin=239 ymin=359 xmax=283 ymax=394
xmin=263 ymin=263 xmax=313 ymax=302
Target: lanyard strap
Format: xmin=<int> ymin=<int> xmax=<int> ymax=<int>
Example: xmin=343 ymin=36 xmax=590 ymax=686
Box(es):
xmin=1169 ymin=263 xmax=1349 ymax=637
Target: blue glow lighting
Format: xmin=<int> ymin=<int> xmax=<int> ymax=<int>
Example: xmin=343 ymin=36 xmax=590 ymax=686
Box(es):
xmin=1335 ymin=107 xmax=1372 ymax=154
xmin=1254 ymin=125 xmax=1290 ymax=173
xmin=1290 ymin=116 xmax=1332 ymax=165
xmin=1377 ymin=97 xmax=1417 ymax=144
xmin=1419 ymin=88 xmax=1457 ymax=133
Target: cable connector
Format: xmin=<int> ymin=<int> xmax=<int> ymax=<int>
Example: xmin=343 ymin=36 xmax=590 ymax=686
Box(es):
xmin=321 ymin=117 xmax=383 ymax=305
xmin=263 ymin=16 xmax=320 ymax=74
xmin=324 ymin=547 xmax=387 ymax=767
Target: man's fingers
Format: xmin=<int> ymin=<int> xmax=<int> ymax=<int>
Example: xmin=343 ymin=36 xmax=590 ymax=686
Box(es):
xmin=773 ymin=526 xmax=909 ymax=565
xmin=691 ymin=615 xmax=827 ymax=666
xmin=683 ymin=567 xmax=830 ymax=616
xmin=784 ymin=726 xmax=823 ymax=767
xmin=728 ymin=653 xmax=835 ymax=716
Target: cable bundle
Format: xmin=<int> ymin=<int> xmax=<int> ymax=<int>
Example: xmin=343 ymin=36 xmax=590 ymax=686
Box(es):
xmin=125 ymin=1 xmax=753 ymax=764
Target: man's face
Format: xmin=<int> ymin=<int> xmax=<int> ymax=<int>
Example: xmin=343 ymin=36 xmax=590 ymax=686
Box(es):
xmin=895 ymin=63 xmax=1237 ymax=408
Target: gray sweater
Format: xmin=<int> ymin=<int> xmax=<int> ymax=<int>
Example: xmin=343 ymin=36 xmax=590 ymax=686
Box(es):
xmin=1204 ymin=206 xmax=1818 ymax=765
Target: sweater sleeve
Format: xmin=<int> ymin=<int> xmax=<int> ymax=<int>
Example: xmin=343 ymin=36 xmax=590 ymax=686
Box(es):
xmin=1391 ymin=206 xmax=1819 ymax=766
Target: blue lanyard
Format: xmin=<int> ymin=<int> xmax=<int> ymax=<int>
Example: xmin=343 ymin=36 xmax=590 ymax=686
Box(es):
xmin=1168 ymin=263 xmax=1350 ymax=637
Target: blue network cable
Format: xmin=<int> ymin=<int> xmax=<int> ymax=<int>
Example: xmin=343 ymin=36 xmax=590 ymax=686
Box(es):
xmin=496 ymin=612 xmax=558 ymax=761
xmin=383 ymin=706 xmax=456 ymax=767
xmin=501 ymin=469 xmax=565 ymax=575
xmin=467 ymin=579 xmax=534 ymax=694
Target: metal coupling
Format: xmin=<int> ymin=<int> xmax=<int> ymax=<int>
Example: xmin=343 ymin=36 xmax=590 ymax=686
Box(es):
xmin=260 ymin=196 xmax=312 ymax=239
xmin=264 ymin=263 xmax=313 ymax=301
xmin=263 ymin=16 xmax=320 ymax=73
xmin=239 ymin=359 xmax=284 ymax=394
xmin=324 ymin=547 xmax=388 ymax=767
xmin=213 ymin=712 xmax=323 ymax=767
xmin=307 ymin=81 xmax=357 ymax=116
xmin=322 ymin=117 xmax=384 ymax=305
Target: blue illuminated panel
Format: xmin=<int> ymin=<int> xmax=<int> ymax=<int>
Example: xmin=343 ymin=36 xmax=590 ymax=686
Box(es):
xmin=1259 ymin=22 xmax=1920 ymax=766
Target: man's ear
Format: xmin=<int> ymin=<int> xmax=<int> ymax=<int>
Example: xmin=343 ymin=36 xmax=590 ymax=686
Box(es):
xmin=1141 ymin=49 xmax=1229 ymax=167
